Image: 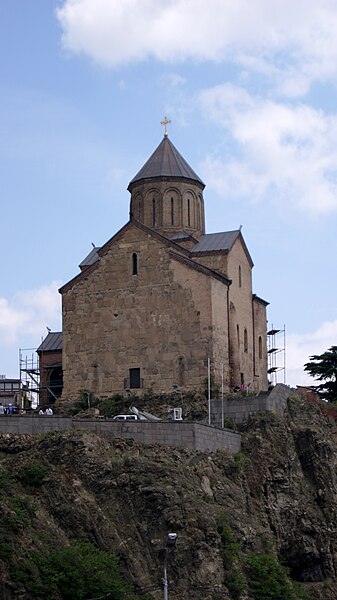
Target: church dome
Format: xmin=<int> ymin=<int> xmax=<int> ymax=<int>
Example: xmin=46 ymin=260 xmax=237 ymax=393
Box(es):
xmin=128 ymin=133 xmax=205 ymax=239
xmin=128 ymin=136 xmax=205 ymax=191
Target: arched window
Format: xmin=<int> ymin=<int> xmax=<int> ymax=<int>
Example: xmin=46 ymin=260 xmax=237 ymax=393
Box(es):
xmin=244 ymin=328 xmax=248 ymax=352
xmin=132 ymin=252 xmax=138 ymax=275
xmin=258 ymin=336 xmax=262 ymax=359
xmin=237 ymin=324 xmax=240 ymax=348
xmin=152 ymin=198 xmax=156 ymax=226
xmin=239 ymin=265 xmax=242 ymax=288
xmin=171 ymin=197 xmax=174 ymax=225
xmin=138 ymin=201 xmax=141 ymax=220
xmin=187 ymin=197 xmax=191 ymax=227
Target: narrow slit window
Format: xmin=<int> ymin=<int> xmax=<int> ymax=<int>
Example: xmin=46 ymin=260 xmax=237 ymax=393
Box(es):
xmin=132 ymin=252 xmax=138 ymax=275
xmin=237 ymin=324 xmax=240 ymax=348
xmin=171 ymin=197 xmax=174 ymax=225
xmin=239 ymin=265 xmax=242 ymax=288
xmin=258 ymin=336 xmax=262 ymax=359
xmin=152 ymin=198 xmax=156 ymax=226
xmin=138 ymin=201 xmax=141 ymax=220
xmin=244 ymin=329 xmax=248 ymax=352
xmin=187 ymin=197 xmax=191 ymax=227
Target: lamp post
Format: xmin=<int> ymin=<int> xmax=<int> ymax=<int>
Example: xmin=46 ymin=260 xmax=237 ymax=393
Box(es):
xmin=163 ymin=532 xmax=177 ymax=600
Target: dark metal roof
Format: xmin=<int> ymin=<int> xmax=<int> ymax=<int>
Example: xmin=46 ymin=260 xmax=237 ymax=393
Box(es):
xmin=128 ymin=136 xmax=205 ymax=189
xmin=79 ymin=247 xmax=101 ymax=270
xmin=169 ymin=231 xmax=195 ymax=240
xmin=191 ymin=230 xmax=240 ymax=253
xmin=254 ymin=294 xmax=269 ymax=307
xmin=37 ymin=332 xmax=62 ymax=353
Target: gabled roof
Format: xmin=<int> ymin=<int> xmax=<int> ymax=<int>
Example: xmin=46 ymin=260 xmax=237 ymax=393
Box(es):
xmin=79 ymin=246 xmax=101 ymax=270
xmin=37 ymin=332 xmax=62 ymax=353
xmin=169 ymin=231 xmax=198 ymax=242
xmin=128 ymin=136 xmax=205 ymax=190
xmin=253 ymin=294 xmax=269 ymax=307
xmin=192 ymin=230 xmax=240 ymax=252
xmin=191 ymin=230 xmax=254 ymax=267
xmin=59 ymin=220 xmax=192 ymax=294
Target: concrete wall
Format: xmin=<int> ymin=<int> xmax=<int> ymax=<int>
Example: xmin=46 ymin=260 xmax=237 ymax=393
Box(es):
xmin=0 ymin=417 xmax=241 ymax=454
xmin=208 ymin=383 xmax=290 ymax=426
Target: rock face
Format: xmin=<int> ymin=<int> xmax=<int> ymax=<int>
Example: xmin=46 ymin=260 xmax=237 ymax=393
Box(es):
xmin=1 ymin=396 xmax=337 ymax=599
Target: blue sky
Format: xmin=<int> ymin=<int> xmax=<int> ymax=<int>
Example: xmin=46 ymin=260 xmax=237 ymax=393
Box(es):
xmin=1 ymin=0 xmax=337 ymax=386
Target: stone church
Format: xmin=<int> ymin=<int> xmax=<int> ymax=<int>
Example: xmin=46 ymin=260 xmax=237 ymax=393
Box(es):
xmin=60 ymin=128 xmax=269 ymax=400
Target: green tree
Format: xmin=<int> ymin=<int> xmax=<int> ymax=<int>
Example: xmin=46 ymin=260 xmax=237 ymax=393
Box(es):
xmin=304 ymin=346 xmax=337 ymax=403
xmin=37 ymin=540 xmax=138 ymax=600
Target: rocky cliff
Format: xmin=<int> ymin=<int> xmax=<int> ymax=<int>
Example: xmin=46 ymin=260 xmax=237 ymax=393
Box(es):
xmin=1 ymin=395 xmax=337 ymax=599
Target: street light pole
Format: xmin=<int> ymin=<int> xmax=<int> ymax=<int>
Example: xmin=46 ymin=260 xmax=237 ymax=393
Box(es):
xmin=163 ymin=533 xmax=177 ymax=600
xmin=163 ymin=550 xmax=169 ymax=600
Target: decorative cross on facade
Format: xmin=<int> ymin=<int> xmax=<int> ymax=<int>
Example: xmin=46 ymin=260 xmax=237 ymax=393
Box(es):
xmin=160 ymin=116 xmax=171 ymax=137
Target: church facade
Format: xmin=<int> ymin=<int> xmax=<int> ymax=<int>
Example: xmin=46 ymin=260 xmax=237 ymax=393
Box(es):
xmin=60 ymin=132 xmax=268 ymax=400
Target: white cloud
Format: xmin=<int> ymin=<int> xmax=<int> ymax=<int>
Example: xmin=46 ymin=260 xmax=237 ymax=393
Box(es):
xmin=0 ymin=281 xmax=62 ymax=347
xmin=286 ymin=320 xmax=337 ymax=387
xmin=57 ymin=0 xmax=337 ymax=95
xmin=198 ymin=84 xmax=337 ymax=214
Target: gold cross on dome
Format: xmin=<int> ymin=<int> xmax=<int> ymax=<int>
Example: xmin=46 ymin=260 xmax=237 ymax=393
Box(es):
xmin=160 ymin=116 xmax=171 ymax=137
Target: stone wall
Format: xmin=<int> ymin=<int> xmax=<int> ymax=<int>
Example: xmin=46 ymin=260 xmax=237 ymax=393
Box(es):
xmin=0 ymin=416 xmax=241 ymax=453
xmin=61 ymin=224 xmax=231 ymax=400
xmin=208 ymin=383 xmax=290 ymax=426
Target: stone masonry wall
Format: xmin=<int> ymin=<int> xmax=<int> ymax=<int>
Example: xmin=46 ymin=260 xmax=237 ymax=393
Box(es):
xmin=62 ymin=224 xmax=223 ymax=400
xmin=253 ymin=298 xmax=268 ymax=390
xmin=0 ymin=417 xmax=241 ymax=453
xmin=208 ymin=383 xmax=290 ymax=426
xmin=227 ymin=237 xmax=254 ymax=389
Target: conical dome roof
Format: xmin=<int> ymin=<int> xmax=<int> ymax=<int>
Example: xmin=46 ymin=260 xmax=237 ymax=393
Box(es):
xmin=128 ymin=136 xmax=205 ymax=191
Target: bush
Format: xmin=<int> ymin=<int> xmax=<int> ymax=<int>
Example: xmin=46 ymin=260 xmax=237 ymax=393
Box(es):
xmin=98 ymin=394 xmax=124 ymax=417
xmin=17 ymin=461 xmax=48 ymax=487
xmin=223 ymin=418 xmax=236 ymax=430
xmin=36 ymin=540 xmax=141 ymax=600
xmin=217 ymin=516 xmax=245 ymax=599
xmin=246 ymin=553 xmax=311 ymax=600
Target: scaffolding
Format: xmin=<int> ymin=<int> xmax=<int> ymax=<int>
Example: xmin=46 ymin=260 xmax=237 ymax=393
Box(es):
xmin=19 ymin=347 xmax=40 ymax=404
xmin=267 ymin=324 xmax=286 ymax=385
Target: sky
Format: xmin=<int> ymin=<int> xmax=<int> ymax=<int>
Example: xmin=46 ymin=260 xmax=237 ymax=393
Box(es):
xmin=1 ymin=0 xmax=337 ymax=387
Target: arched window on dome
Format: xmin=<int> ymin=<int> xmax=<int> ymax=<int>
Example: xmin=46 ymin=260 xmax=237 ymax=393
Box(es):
xmin=171 ymin=197 xmax=174 ymax=225
xmin=132 ymin=252 xmax=138 ymax=275
xmin=138 ymin=201 xmax=141 ymax=220
xmin=187 ymin=197 xmax=191 ymax=227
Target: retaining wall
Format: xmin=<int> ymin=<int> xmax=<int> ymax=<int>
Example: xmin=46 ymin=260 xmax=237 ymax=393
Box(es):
xmin=0 ymin=416 xmax=241 ymax=454
xmin=208 ymin=383 xmax=290 ymax=426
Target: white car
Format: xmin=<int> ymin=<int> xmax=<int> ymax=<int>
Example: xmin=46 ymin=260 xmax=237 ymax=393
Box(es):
xmin=112 ymin=414 xmax=138 ymax=421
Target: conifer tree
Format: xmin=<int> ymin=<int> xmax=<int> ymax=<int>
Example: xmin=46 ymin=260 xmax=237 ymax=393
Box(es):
xmin=304 ymin=346 xmax=337 ymax=403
